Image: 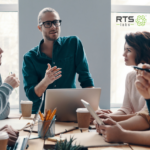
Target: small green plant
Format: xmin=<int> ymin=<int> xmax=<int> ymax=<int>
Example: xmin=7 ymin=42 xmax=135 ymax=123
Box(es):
xmin=50 ymin=137 xmax=83 ymax=150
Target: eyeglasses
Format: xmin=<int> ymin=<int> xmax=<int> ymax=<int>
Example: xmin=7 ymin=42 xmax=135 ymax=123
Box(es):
xmin=39 ymin=20 xmax=62 ymax=28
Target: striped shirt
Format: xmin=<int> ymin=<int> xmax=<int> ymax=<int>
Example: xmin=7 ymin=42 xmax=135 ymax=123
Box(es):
xmin=0 ymin=74 xmax=13 ymax=120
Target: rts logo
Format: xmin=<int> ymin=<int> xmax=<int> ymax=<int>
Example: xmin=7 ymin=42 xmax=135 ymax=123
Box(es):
xmin=116 ymin=15 xmax=147 ymax=27
xmin=116 ymin=16 xmax=134 ymax=26
xmin=116 ymin=16 xmax=134 ymax=22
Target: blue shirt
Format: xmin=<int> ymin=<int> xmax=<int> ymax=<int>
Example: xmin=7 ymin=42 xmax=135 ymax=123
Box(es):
xmin=22 ymin=36 xmax=94 ymax=113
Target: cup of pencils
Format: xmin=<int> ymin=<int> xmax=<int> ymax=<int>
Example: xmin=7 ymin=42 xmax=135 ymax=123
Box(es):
xmin=38 ymin=108 xmax=57 ymax=139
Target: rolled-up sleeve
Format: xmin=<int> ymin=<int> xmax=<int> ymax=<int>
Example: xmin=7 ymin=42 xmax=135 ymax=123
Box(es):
xmin=75 ymin=37 xmax=94 ymax=88
xmin=0 ymin=83 xmax=13 ymax=120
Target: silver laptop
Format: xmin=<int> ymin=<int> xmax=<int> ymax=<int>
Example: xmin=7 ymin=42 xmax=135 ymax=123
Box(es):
xmin=45 ymin=88 xmax=101 ymax=122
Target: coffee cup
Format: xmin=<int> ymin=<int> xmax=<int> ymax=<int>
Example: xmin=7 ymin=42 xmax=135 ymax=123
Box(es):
xmin=0 ymin=131 xmax=9 ymax=150
xmin=21 ymin=100 xmax=33 ymax=117
xmin=76 ymin=108 xmax=90 ymax=129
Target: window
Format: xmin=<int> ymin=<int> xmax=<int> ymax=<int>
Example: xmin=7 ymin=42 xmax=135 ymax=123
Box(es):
xmin=111 ymin=1 xmax=150 ymax=107
xmin=112 ymin=0 xmax=150 ymax=5
xmin=0 ymin=1 xmax=18 ymax=108
xmin=0 ymin=0 xmax=17 ymax=4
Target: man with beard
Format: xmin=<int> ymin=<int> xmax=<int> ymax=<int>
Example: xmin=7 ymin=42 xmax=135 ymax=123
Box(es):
xmin=22 ymin=7 xmax=94 ymax=114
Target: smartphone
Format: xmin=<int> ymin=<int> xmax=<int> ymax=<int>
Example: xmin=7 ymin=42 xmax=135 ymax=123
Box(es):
xmin=133 ymin=66 xmax=150 ymax=73
xmin=81 ymin=99 xmax=105 ymax=125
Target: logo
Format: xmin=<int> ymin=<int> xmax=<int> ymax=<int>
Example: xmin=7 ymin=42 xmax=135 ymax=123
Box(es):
xmin=116 ymin=16 xmax=134 ymax=22
xmin=135 ymin=15 xmax=147 ymax=26
xmin=116 ymin=15 xmax=147 ymax=27
xmin=116 ymin=16 xmax=134 ymax=26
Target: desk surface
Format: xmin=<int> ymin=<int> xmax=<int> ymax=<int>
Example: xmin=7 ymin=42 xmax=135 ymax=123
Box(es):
xmin=19 ymin=131 xmax=44 ymax=150
xmin=5 ymin=114 xmax=150 ymax=150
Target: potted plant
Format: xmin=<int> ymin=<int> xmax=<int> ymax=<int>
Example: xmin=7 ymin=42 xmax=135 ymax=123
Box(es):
xmin=50 ymin=137 xmax=83 ymax=150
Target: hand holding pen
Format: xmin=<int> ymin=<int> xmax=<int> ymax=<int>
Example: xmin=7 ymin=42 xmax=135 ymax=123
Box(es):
xmin=4 ymin=72 xmax=20 ymax=88
xmin=135 ymin=63 xmax=150 ymax=99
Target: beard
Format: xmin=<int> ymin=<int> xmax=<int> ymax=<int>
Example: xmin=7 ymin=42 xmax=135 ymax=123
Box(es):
xmin=44 ymin=32 xmax=59 ymax=41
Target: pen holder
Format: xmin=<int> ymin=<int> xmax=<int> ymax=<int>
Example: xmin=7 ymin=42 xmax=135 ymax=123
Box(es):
xmin=38 ymin=119 xmax=55 ymax=139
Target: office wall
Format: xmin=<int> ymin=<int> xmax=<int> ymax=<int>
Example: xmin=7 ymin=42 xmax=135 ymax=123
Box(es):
xmin=19 ymin=0 xmax=111 ymax=111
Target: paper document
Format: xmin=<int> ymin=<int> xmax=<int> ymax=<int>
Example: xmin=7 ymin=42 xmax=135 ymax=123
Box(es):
xmin=61 ymin=132 xmax=128 ymax=147
xmin=0 ymin=119 xmax=33 ymax=130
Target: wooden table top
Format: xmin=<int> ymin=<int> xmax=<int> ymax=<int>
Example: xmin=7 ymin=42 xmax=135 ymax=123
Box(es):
xmin=19 ymin=128 xmax=150 ymax=150
xmin=6 ymin=114 xmax=150 ymax=150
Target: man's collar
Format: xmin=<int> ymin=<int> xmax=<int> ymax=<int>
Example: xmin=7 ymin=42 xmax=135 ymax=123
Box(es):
xmin=37 ymin=39 xmax=44 ymax=56
xmin=56 ymin=37 xmax=62 ymax=46
xmin=37 ymin=38 xmax=62 ymax=56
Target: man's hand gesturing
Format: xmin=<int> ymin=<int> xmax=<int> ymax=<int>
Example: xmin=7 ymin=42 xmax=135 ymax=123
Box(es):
xmin=43 ymin=63 xmax=62 ymax=86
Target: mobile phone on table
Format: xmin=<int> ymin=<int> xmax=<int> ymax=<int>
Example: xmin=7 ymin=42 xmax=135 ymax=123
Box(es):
xmin=133 ymin=66 xmax=150 ymax=73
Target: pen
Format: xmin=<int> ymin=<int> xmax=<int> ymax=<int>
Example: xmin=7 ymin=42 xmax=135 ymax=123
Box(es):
xmin=133 ymin=66 xmax=150 ymax=73
xmin=39 ymin=111 xmax=44 ymax=121
xmin=46 ymin=109 xmax=51 ymax=121
xmin=49 ymin=108 xmax=57 ymax=120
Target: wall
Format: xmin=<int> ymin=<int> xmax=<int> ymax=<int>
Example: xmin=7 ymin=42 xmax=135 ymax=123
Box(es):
xmin=19 ymin=0 xmax=111 ymax=111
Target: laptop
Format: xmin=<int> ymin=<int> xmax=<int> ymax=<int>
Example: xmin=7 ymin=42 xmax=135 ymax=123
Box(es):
xmin=44 ymin=88 xmax=101 ymax=122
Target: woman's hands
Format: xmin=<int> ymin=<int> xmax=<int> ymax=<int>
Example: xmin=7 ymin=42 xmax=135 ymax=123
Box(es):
xmin=135 ymin=64 xmax=150 ymax=99
xmin=94 ymin=118 xmax=125 ymax=143
xmin=90 ymin=109 xmax=112 ymax=124
xmin=0 ymin=125 xmax=19 ymax=146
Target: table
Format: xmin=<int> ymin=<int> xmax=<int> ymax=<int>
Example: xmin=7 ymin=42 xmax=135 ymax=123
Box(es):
xmin=44 ymin=129 xmax=150 ymax=150
xmin=7 ymin=114 xmax=150 ymax=150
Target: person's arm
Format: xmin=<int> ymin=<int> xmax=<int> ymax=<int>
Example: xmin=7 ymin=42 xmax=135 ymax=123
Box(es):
xmin=122 ymin=130 xmax=150 ymax=146
xmin=110 ymin=114 xmax=136 ymax=122
xmin=0 ymin=83 xmax=13 ymax=120
xmin=75 ymin=37 xmax=94 ymax=88
xmin=95 ymin=118 xmax=150 ymax=146
xmin=111 ymin=110 xmax=126 ymax=115
xmin=0 ymin=74 xmax=20 ymax=120
xmin=34 ymin=64 xmax=61 ymax=97
xmin=135 ymin=64 xmax=150 ymax=113
xmin=22 ymin=56 xmax=61 ymax=99
xmin=98 ymin=113 xmax=135 ymax=122
xmin=116 ymin=72 xmax=133 ymax=115
xmin=135 ymin=64 xmax=150 ymax=99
